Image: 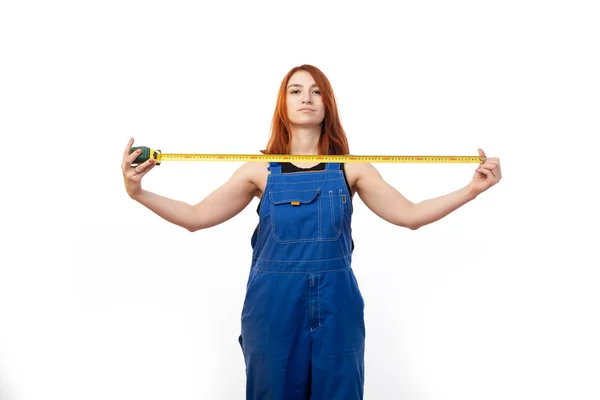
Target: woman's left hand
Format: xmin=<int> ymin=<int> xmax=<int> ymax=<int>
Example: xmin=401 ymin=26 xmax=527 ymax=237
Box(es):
xmin=469 ymin=148 xmax=502 ymax=196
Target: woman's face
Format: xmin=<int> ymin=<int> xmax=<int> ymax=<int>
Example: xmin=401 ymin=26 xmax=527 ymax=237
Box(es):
xmin=286 ymin=70 xmax=325 ymax=127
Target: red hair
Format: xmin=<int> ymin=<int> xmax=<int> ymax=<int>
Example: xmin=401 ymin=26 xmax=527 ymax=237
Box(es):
xmin=261 ymin=64 xmax=350 ymax=155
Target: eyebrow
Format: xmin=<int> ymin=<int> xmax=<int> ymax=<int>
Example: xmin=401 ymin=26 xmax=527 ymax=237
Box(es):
xmin=287 ymin=83 xmax=320 ymax=89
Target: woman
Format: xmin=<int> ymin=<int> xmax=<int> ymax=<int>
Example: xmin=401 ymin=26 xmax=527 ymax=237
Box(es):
xmin=121 ymin=64 xmax=502 ymax=399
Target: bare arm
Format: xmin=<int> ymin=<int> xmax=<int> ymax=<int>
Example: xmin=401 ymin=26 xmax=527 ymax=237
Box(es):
xmin=355 ymin=163 xmax=477 ymax=230
xmin=131 ymin=191 xmax=206 ymax=231
xmin=122 ymin=138 xmax=258 ymax=232
xmin=188 ymin=163 xmax=258 ymax=231
xmin=405 ymin=186 xmax=477 ymax=230
xmin=132 ymin=163 xmax=258 ymax=232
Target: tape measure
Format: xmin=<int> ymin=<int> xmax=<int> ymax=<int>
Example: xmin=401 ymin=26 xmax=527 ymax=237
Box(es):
xmin=129 ymin=146 xmax=485 ymax=166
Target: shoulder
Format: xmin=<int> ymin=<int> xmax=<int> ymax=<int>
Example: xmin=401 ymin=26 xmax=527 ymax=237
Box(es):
xmin=343 ymin=159 xmax=380 ymax=178
xmin=215 ymin=161 xmax=268 ymax=199
xmin=238 ymin=161 xmax=269 ymax=172
xmin=230 ymin=162 xmax=269 ymax=197
xmin=343 ymin=161 xmax=382 ymax=190
xmin=233 ymin=161 xmax=269 ymax=180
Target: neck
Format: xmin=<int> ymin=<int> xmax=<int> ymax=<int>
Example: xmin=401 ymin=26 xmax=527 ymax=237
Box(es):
xmin=289 ymin=125 xmax=321 ymax=155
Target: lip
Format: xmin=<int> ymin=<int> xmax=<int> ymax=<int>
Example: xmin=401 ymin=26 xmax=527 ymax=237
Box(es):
xmin=298 ymin=108 xmax=315 ymax=111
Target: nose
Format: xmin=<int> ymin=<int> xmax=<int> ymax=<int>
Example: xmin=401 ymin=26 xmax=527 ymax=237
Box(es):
xmin=302 ymin=95 xmax=312 ymax=104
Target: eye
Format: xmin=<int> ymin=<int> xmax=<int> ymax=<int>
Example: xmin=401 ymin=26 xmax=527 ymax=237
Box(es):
xmin=290 ymin=90 xmax=300 ymax=94
xmin=312 ymin=90 xmax=321 ymax=95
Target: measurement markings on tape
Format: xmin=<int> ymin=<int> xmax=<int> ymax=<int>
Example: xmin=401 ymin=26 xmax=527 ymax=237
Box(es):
xmin=130 ymin=147 xmax=486 ymax=165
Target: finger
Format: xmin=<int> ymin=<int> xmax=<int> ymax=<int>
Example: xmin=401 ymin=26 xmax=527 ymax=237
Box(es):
xmin=479 ymin=162 xmax=498 ymax=171
xmin=121 ymin=137 xmax=136 ymax=170
xmin=134 ymin=158 xmax=155 ymax=173
xmin=127 ymin=147 xmax=144 ymax=165
xmin=484 ymin=158 xmax=500 ymax=166
xmin=476 ymin=167 xmax=494 ymax=180
xmin=122 ymin=147 xmax=143 ymax=171
xmin=480 ymin=157 xmax=501 ymax=179
xmin=485 ymin=161 xmax=501 ymax=175
xmin=123 ymin=137 xmax=135 ymax=158
xmin=477 ymin=163 xmax=497 ymax=177
xmin=491 ymin=159 xmax=501 ymax=174
xmin=135 ymin=162 xmax=156 ymax=179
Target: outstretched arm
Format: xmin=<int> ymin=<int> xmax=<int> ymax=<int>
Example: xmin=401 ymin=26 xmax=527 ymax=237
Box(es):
xmin=123 ymin=138 xmax=259 ymax=232
xmin=355 ymin=149 xmax=501 ymax=230
xmin=130 ymin=163 xmax=258 ymax=232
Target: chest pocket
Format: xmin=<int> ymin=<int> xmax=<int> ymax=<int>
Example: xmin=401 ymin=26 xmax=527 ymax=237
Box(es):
xmin=268 ymin=188 xmax=343 ymax=243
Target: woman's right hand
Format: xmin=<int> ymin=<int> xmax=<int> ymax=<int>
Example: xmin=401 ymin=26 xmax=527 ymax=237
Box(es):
xmin=122 ymin=137 xmax=156 ymax=199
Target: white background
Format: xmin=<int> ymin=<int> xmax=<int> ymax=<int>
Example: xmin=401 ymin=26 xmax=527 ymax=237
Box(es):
xmin=1 ymin=0 xmax=599 ymax=399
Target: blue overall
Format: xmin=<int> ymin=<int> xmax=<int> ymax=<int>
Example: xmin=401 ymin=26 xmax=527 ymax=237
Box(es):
xmin=238 ymin=162 xmax=365 ymax=400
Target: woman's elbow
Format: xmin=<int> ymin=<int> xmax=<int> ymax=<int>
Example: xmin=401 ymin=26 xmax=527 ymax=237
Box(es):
xmin=398 ymin=219 xmax=420 ymax=230
xmin=407 ymin=222 xmax=422 ymax=231
xmin=186 ymin=221 xmax=207 ymax=232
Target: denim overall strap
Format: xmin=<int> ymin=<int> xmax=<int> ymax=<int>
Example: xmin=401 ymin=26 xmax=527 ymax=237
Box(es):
xmin=268 ymin=161 xmax=282 ymax=174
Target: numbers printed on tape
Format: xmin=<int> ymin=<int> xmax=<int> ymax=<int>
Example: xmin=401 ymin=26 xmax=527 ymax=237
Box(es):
xmin=129 ymin=147 xmax=486 ymax=166
xmin=160 ymin=153 xmax=484 ymax=164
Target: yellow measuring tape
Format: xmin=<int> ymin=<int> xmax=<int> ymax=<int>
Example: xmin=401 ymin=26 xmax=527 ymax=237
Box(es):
xmin=130 ymin=147 xmax=485 ymax=165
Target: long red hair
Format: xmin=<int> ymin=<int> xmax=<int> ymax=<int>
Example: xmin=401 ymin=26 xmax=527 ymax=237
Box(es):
xmin=261 ymin=64 xmax=350 ymax=155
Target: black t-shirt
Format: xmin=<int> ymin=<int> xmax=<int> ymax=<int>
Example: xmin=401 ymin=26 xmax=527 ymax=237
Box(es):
xmin=257 ymin=162 xmax=354 ymax=251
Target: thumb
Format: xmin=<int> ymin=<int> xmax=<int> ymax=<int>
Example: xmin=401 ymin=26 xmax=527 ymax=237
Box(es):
xmin=478 ymin=148 xmax=487 ymax=163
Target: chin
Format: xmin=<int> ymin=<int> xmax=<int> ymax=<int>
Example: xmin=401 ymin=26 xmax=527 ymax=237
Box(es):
xmin=291 ymin=121 xmax=323 ymax=128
